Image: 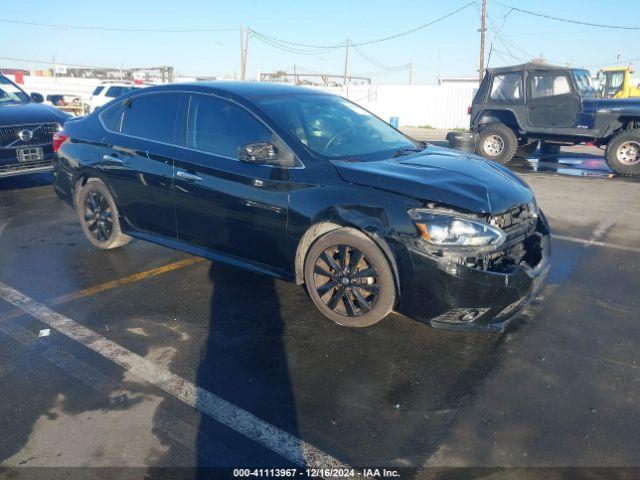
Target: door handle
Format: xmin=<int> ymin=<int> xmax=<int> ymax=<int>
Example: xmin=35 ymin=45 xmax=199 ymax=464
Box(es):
xmin=103 ymin=154 xmax=124 ymax=163
xmin=176 ymin=170 xmax=202 ymax=182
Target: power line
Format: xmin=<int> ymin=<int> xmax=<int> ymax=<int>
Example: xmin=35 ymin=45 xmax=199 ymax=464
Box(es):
xmin=352 ymin=2 xmax=477 ymax=46
xmin=251 ymin=2 xmax=476 ymax=50
xmin=251 ymin=31 xmax=344 ymax=56
xmin=0 ymin=17 xmax=238 ymax=33
xmin=495 ymin=2 xmax=640 ymax=30
xmin=351 ymin=45 xmax=410 ymax=72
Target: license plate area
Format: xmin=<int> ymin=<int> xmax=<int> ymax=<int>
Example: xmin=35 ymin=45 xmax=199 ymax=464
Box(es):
xmin=16 ymin=147 xmax=44 ymax=162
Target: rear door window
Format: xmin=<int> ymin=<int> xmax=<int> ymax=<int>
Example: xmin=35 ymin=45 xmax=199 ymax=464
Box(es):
xmin=490 ymin=73 xmax=522 ymax=101
xmin=120 ymin=93 xmax=181 ymax=143
xmin=105 ymin=86 xmax=132 ymax=98
xmin=92 ymin=86 xmax=104 ymax=96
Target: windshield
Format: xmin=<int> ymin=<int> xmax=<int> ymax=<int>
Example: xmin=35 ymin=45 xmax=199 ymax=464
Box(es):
xmin=572 ymin=69 xmax=596 ymax=96
xmin=0 ymin=76 xmax=31 ymax=105
xmin=257 ymin=94 xmax=420 ymax=158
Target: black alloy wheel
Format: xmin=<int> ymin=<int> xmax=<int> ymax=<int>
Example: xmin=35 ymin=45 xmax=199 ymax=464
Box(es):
xmin=84 ymin=190 xmax=113 ymax=242
xmin=304 ymin=228 xmax=396 ymax=327
xmin=76 ymin=178 xmax=131 ymax=250
xmin=313 ymin=244 xmax=380 ymax=317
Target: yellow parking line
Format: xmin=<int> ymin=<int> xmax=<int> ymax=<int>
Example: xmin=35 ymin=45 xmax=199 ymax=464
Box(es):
xmin=0 ymin=257 xmax=206 ymax=323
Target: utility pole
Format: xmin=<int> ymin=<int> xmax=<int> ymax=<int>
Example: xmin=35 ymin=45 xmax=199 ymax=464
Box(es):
xmin=409 ymin=62 xmax=413 ymax=85
xmin=240 ymin=23 xmax=249 ymax=81
xmin=343 ymin=39 xmax=350 ymax=94
xmin=293 ymin=64 xmax=297 ymax=85
xmin=478 ymin=0 xmax=487 ymax=82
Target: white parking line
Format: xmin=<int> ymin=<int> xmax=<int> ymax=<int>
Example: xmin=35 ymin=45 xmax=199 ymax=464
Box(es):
xmin=553 ymin=234 xmax=640 ymax=254
xmin=0 ymin=281 xmax=352 ymax=472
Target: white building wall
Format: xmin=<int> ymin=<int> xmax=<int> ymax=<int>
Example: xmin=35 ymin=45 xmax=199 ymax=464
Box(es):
xmin=313 ymin=84 xmax=476 ymax=129
xmin=4 ymin=75 xmax=477 ymax=129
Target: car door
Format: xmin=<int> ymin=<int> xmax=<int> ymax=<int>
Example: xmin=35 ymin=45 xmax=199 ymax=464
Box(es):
xmin=97 ymin=91 xmax=185 ymax=237
xmin=527 ymin=71 xmax=579 ymax=128
xmin=173 ymin=93 xmax=294 ymax=269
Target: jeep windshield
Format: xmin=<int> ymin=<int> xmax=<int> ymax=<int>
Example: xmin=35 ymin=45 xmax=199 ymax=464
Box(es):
xmin=0 ymin=76 xmax=31 ymax=105
xmin=257 ymin=94 xmax=422 ymax=159
xmin=572 ymin=69 xmax=596 ymax=96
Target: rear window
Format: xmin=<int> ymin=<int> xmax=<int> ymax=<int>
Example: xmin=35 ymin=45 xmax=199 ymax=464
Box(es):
xmin=92 ymin=86 xmax=104 ymax=96
xmin=490 ymin=73 xmax=522 ymax=101
xmin=105 ymin=86 xmax=133 ymax=98
xmin=121 ymin=93 xmax=181 ymax=142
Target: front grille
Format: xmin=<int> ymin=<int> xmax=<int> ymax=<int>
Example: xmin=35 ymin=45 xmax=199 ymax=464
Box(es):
xmin=0 ymin=157 xmax=54 ymax=175
xmin=467 ymin=204 xmax=542 ymax=273
xmin=0 ymin=123 xmax=61 ymax=149
xmin=489 ymin=204 xmax=538 ymax=244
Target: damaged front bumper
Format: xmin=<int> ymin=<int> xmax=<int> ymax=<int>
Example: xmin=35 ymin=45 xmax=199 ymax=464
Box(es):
xmin=397 ymin=212 xmax=551 ymax=333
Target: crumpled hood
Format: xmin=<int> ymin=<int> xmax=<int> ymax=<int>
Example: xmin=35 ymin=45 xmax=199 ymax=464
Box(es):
xmin=0 ymin=103 xmax=70 ymax=125
xmin=331 ymin=146 xmax=534 ymax=214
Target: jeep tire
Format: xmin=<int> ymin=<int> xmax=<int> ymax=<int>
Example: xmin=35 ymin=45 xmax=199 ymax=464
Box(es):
xmin=605 ymin=130 xmax=640 ymax=177
xmin=476 ymin=123 xmax=518 ymax=165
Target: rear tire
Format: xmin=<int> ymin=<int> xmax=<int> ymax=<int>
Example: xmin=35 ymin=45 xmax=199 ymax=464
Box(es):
xmin=475 ymin=123 xmax=518 ymax=165
xmin=304 ymin=228 xmax=395 ymax=327
xmin=76 ymin=178 xmax=131 ymax=250
xmin=515 ymin=140 xmax=539 ymax=158
xmin=605 ymin=130 xmax=640 ymax=176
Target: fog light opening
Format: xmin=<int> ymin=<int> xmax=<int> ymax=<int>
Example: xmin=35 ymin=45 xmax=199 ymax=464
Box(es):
xmin=460 ymin=309 xmax=481 ymax=323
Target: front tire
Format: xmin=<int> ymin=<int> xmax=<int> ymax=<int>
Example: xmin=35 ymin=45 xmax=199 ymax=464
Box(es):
xmin=76 ymin=178 xmax=131 ymax=250
xmin=475 ymin=123 xmax=518 ymax=165
xmin=304 ymin=228 xmax=396 ymax=327
xmin=605 ymin=130 xmax=640 ymax=176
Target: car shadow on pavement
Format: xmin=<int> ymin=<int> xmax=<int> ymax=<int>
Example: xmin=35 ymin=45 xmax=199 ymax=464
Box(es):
xmin=194 ymin=262 xmax=301 ymax=473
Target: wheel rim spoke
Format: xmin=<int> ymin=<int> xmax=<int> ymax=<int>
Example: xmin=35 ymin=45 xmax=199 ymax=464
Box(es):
xmin=343 ymin=291 xmax=356 ymax=316
xmin=314 ymin=244 xmax=380 ymax=318
xmin=316 ymin=279 xmax=338 ymax=297
xmin=353 ymin=267 xmax=376 ymax=278
xmin=326 ymin=288 xmax=342 ymax=310
xmin=337 ymin=245 xmax=347 ymax=270
xmin=352 ymin=288 xmax=371 ymax=312
xmin=320 ymin=251 xmax=341 ymax=273
xmin=314 ymin=265 xmax=334 ymax=278
xmin=348 ymin=249 xmax=363 ymax=272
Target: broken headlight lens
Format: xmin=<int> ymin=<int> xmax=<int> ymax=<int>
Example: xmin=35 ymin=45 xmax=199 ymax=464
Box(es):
xmin=409 ymin=209 xmax=506 ymax=247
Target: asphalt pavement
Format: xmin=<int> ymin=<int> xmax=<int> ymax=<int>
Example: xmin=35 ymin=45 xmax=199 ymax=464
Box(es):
xmin=0 ymin=133 xmax=639 ymax=479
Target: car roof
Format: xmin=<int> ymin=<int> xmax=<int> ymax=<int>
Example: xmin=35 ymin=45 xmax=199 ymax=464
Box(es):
xmin=487 ymin=62 xmax=574 ymax=74
xmin=132 ymin=81 xmax=326 ymax=100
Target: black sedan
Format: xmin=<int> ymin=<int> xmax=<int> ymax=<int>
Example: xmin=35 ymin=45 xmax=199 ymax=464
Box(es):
xmin=53 ymin=82 xmax=551 ymax=332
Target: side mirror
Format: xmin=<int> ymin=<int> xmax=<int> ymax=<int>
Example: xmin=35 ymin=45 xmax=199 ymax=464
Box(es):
xmin=238 ymin=142 xmax=279 ymax=164
xmin=30 ymin=92 xmax=44 ymax=103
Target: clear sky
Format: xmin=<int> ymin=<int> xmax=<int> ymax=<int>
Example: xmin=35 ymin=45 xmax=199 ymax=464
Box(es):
xmin=1 ymin=0 xmax=638 ymax=84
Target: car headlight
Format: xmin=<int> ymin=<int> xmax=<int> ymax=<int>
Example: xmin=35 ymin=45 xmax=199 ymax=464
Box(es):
xmin=409 ymin=209 xmax=506 ymax=247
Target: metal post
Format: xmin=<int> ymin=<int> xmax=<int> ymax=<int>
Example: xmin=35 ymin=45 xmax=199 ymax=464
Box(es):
xmin=343 ymin=39 xmax=350 ymax=96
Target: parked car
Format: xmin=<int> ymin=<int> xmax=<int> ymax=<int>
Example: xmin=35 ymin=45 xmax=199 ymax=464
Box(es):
xmin=0 ymin=74 xmax=70 ymax=179
xmin=84 ymin=81 xmax=139 ymax=114
xmin=470 ymin=62 xmax=640 ymax=176
xmin=53 ymin=82 xmax=551 ymax=332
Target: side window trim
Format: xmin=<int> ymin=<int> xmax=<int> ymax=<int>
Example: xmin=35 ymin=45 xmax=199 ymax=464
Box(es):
xmin=184 ymin=92 xmax=303 ymax=168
